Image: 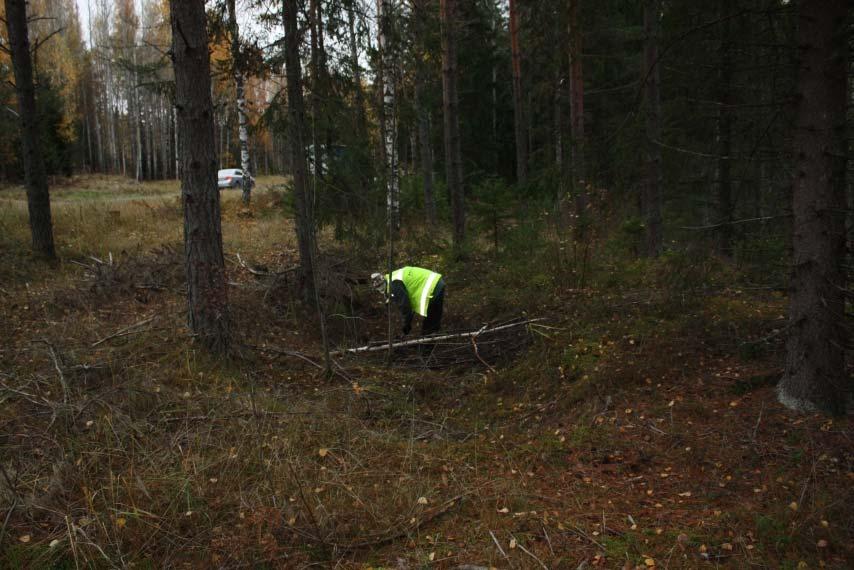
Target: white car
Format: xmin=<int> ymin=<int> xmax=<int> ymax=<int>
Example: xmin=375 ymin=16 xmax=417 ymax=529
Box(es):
xmin=217 ymin=168 xmax=255 ymax=189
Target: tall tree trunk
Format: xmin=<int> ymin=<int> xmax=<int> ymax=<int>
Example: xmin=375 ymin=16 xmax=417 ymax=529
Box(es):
xmin=310 ymin=0 xmax=323 ymax=177
xmin=5 ymin=0 xmax=56 ymax=258
xmin=413 ymin=0 xmax=435 ymax=226
xmin=778 ymin=0 xmax=848 ymax=414
xmin=377 ymin=0 xmax=400 ymax=233
xmin=568 ymin=0 xmax=587 ymax=241
xmin=440 ymin=0 xmax=465 ymax=249
xmin=170 ymin=0 xmax=230 ymax=353
xmin=415 ymin=78 xmax=436 ymax=226
xmin=509 ymin=0 xmax=527 ymax=185
xmin=227 ymin=0 xmax=252 ymax=204
xmin=641 ymin=0 xmax=662 ymax=257
xmin=717 ymin=0 xmax=734 ymax=257
xmin=347 ymin=0 xmax=367 ymax=140
xmin=283 ymin=0 xmax=316 ymax=300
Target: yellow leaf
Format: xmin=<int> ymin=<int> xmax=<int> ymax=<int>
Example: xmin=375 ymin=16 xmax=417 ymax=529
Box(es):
xmin=116 ymin=517 xmax=127 ymax=529
xmin=645 ymin=558 xmax=655 ymax=567
xmin=417 ymin=497 xmax=428 ymax=505
xmin=318 ymin=448 xmax=328 ymax=458
xmin=788 ymin=501 xmax=798 ymax=511
xmin=428 ymin=552 xmax=435 ymax=561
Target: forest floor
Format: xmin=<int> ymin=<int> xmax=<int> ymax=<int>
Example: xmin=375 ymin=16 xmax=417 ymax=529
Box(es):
xmin=0 ymin=175 xmax=851 ymax=569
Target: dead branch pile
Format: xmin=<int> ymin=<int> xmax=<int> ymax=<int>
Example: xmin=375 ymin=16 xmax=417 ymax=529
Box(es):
xmin=71 ymin=245 xmax=183 ymax=297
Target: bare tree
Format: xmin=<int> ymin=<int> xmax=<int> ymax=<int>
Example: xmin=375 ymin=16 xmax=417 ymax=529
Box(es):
xmin=5 ymin=0 xmax=56 ymax=258
xmin=283 ymin=0 xmax=316 ymax=300
xmin=170 ymin=0 xmax=231 ymax=353
xmin=716 ymin=0 xmax=734 ymax=257
xmin=440 ymin=0 xmax=464 ymax=249
xmin=778 ymin=0 xmax=849 ymax=413
xmin=641 ymin=0 xmax=662 ymax=257
xmin=509 ymin=0 xmax=527 ymax=185
xmin=412 ymin=0 xmax=436 ymax=226
xmin=568 ymin=0 xmax=586 ymax=240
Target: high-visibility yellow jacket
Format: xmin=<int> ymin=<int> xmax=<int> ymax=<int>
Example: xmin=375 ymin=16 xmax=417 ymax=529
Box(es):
xmin=384 ymin=266 xmax=443 ymax=317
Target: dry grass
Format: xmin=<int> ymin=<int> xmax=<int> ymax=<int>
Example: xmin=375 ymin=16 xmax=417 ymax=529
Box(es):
xmin=0 ymin=175 xmax=851 ymax=569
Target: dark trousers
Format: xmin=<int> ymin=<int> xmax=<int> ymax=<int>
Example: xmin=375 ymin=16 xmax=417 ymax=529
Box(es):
xmin=422 ymin=280 xmax=445 ymax=335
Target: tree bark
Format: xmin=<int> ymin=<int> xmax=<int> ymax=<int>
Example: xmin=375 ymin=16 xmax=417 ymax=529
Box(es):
xmin=170 ymin=0 xmax=231 ymax=353
xmin=440 ymin=0 xmax=465 ymax=249
xmin=509 ymin=0 xmax=527 ymax=186
xmin=283 ymin=0 xmax=316 ymax=301
xmin=778 ymin=0 xmax=849 ymax=414
xmin=5 ymin=0 xmax=56 ymax=258
xmin=716 ymin=0 xmax=734 ymax=257
xmin=413 ymin=0 xmax=435 ymax=226
xmin=568 ymin=0 xmax=587 ymax=241
xmin=377 ymin=0 xmax=400 ymax=233
xmin=227 ymin=0 xmax=252 ymax=204
xmin=641 ymin=0 xmax=662 ymax=257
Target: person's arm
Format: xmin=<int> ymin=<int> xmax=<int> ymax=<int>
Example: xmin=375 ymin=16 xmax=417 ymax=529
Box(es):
xmin=389 ymin=280 xmax=413 ymax=335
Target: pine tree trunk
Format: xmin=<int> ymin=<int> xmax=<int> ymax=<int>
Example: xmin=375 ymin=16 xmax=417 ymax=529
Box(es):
xmin=778 ymin=0 xmax=849 ymax=414
xmin=5 ymin=0 xmax=56 ymax=258
xmin=415 ymin=78 xmax=436 ymax=226
xmin=283 ymin=0 xmax=316 ymax=301
xmin=641 ymin=0 xmax=662 ymax=257
xmin=717 ymin=0 xmax=734 ymax=258
xmin=568 ymin=0 xmax=587 ymax=241
xmin=347 ymin=1 xmax=367 ymax=141
xmin=170 ymin=0 xmax=230 ymax=354
xmin=509 ymin=0 xmax=527 ymax=186
xmin=440 ymin=0 xmax=465 ymax=249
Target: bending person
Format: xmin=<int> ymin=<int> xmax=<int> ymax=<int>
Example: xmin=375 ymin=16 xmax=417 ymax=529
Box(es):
xmin=371 ymin=266 xmax=445 ymax=336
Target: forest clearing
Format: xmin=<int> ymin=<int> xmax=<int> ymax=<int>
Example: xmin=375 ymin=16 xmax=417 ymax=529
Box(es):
xmin=1 ymin=0 xmax=851 ymax=567
xmin=1 ymin=175 xmax=851 ymax=568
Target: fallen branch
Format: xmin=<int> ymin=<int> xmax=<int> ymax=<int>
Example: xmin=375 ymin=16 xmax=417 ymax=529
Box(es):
xmin=332 ymin=319 xmax=544 ymax=356
xmin=91 ymin=316 xmax=157 ymax=347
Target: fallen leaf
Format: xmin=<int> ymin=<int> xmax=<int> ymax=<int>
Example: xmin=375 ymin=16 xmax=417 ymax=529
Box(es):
xmin=19 ymin=535 xmax=31 ymax=543
xmin=428 ymin=552 xmax=435 ymax=561
xmin=817 ymin=539 xmax=828 ymax=548
xmin=417 ymin=496 xmax=428 ymax=505
xmin=318 ymin=448 xmax=328 ymax=458
xmin=645 ymin=558 xmax=655 ymax=567
xmin=788 ymin=501 xmax=798 ymax=511
xmin=678 ymin=491 xmax=692 ymax=497
xmin=116 ymin=517 xmax=127 ymax=529
xmin=509 ymin=538 xmax=517 ymax=549
xmin=721 ymin=543 xmax=733 ymax=551
xmin=497 ymin=507 xmax=510 ymax=513
xmin=49 ymin=539 xmax=61 ymax=548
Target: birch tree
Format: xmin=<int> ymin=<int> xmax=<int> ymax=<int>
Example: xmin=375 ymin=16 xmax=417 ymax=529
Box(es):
xmin=377 ymin=0 xmax=400 ymax=232
xmin=227 ymin=0 xmax=252 ymax=204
